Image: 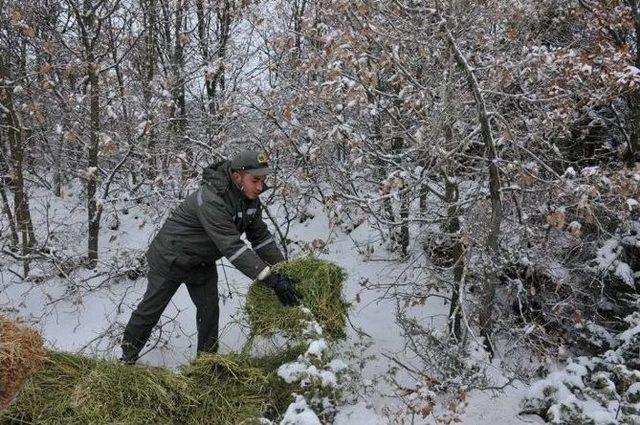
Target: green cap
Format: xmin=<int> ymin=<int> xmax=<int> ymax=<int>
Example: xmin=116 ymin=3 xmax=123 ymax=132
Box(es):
xmin=230 ymin=150 xmax=272 ymax=176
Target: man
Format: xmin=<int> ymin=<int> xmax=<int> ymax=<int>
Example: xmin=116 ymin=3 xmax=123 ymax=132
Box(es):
xmin=121 ymin=150 xmax=299 ymax=364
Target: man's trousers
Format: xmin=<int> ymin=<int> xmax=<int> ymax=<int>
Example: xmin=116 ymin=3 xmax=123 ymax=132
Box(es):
xmin=121 ymin=268 xmax=219 ymax=362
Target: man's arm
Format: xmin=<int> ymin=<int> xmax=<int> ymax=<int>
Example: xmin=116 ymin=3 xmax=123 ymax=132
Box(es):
xmin=244 ymin=203 xmax=299 ymax=306
xmin=196 ymin=190 xmax=271 ymax=280
xmin=246 ymin=204 xmax=286 ymax=266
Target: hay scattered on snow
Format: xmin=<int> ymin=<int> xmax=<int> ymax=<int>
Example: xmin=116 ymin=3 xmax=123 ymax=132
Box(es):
xmin=1 ymin=258 xmax=348 ymax=423
xmin=0 ymin=317 xmax=44 ymax=411
xmin=245 ymin=257 xmax=348 ymax=340
xmin=1 ymin=348 xmax=303 ymax=424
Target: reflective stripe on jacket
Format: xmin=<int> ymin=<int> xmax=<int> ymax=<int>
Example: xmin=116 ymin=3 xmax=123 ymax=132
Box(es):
xmin=146 ymin=160 xmax=284 ymax=283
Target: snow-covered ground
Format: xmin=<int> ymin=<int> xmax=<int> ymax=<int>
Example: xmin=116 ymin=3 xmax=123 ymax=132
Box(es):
xmin=0 ymin=188 xmax=533 ymax=424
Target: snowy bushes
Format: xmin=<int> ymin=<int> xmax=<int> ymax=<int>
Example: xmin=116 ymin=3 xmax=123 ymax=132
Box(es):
xmin=521 ymin=312 xmax=640 ymax=424
xmin=593 ymin=222 xmax=640 ymax=328
xmin=275 ymin=307 xmax=351 ymax=424
xmin=495 ymin=215 xmax=640 ymax=359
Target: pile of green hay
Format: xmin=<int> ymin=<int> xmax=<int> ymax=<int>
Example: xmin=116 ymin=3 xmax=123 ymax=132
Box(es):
xmin=245 ymin=257 xmax=348 ymax=340
xmin=1 ymin=349 xmax=302 ymax=425
xmin=2 ymin=351 xmax=190 ymax=424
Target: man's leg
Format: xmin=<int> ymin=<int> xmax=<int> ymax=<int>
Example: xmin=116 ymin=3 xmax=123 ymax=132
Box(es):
xmin=121 ymin=270 xmax=180 ymax=362
xmin=186 ymin=270 xmax=220 ymax=354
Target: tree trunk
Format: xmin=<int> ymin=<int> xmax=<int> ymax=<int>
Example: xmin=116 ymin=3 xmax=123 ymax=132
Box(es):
xmin=391 ymin=137 xmax=409 ymax=257
xmin=86 ymin=59 xmax=101 ymax=267
xmin=107 ymin=18 xmax=135 ymax=186
xmin=292 ymin=0 xmax=307 ymax=58
xmin=171 ymin=0 xmax=190 ymax=182
xmin=53 ymin=128 xmax=64 ymax=197
xmin=71 ymin=0 xmax=103 ymax=268
xmin=443 ymin=175 xmax=464 ymax=340
xmin=143 ymin=0 xmax=158 ymax=179
xmin=371 ymin=113 xmax=397 ymax=241
xmin=0 ymin=143 xmax=19 ymax=247
xmin=439 ymin=15 xmax=503 ymax=357
xmin=197 ymin=0 xmax=232 ymax=141
xmin=0 ymin=54 xmax=36 ymax=276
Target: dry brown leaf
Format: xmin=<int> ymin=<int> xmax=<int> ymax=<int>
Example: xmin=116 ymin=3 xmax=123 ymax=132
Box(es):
xmin=546 ymin=209 xmax=566 ymax=229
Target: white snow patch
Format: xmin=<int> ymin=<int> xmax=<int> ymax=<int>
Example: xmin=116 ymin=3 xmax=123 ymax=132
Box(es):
xmin=303 ymin=320 xmax=323 ymax=337
xmin=327 ymin=359 xmax=348 ymax=372
xmin=334 ymin=401 xmax=388 ymax=425
xmin=596 ymin=238 xmax=620 ymax=270
xmin=305 ymin=339 xmax=328 ymax=358
xmin=627 ymin=382 xmax=640 ymax=397
xmin=618 ymin=323 xmax=640 ymax=344
xmin=615 ymin=261 xmax=635 ymax=287
xmin=280 ymin=395 xmax=321 ymax=425
xmin=581 ymin=166 xmax=599 ymax=177
xmin=278 ymin=361 xmax=308 ymax=384
xmin=319 ymin=370 xmax=337 ymax=387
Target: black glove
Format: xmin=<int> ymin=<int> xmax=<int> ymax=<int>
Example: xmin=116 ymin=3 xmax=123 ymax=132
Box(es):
xmin=265 ymin=273 xmax=300 ymax=307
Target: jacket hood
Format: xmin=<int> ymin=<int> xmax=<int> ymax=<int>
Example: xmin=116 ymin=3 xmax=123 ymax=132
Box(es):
xmin=202 ymin=160 xmax=233 ymax=194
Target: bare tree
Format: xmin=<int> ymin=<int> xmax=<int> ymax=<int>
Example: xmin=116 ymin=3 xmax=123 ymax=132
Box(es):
xmin=0 ymin=24 xmax=37 ymax=276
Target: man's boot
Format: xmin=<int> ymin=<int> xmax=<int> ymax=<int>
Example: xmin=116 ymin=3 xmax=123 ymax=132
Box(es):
xmin=120 ymin=341 xmax=140 ymax=365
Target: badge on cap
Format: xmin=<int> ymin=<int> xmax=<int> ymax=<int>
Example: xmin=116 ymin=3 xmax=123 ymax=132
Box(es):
xmin=257 ymin=153 xmax=268 ymax=165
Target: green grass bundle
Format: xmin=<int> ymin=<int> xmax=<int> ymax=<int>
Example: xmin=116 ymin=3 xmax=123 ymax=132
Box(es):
xmin=1 ymin=351 xmax=191 ymax=424
xmin=245 ymin=257 xmax=348 ymax=340
xmin=179 ymin=353 xmax=270 ymax=424
xmin=71 ymin=357 xmax=192 ymax=424
xmin=1 ymin=348 xmax=303 ymax=424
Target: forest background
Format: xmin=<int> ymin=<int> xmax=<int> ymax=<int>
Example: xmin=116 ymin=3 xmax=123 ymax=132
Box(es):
xmin=1 ymin=0 xmax=639 ymax=423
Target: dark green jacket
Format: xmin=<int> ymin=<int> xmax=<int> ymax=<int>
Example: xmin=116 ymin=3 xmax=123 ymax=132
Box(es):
xmin=146 ymin=161 xmax=284 ymax=283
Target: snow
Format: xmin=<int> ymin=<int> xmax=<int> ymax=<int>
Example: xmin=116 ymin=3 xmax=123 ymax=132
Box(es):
xmin=303 ymin=320 xmax=323 ymax=337
xmin=567 ymin=221 xmax=581 ymax=232
xmin=319 ymin=370 xmax=337 ymax=387
xmin=581 ymin=166 xmax=599 ymax=177
xmin=618 ymin=323 xmax=640 ymax=344
xmin=280 ymin=395 xmax=321 ymax=425
xmin=596 ymin=238 xmax=621 ymax=270
xmin=615 ymin=261 xmax=635 ymax=287
xmin=595 ymin=234 xmax=637 ymax=288
xmin=85 ymin=166 xmax=99 ymax=177
xmin=627 ymin=382 xmax=640 ymax=397
xmin=327 ymin=359 xmax=348 ymax=372
xmin=278 ymin=362 xmax=309 ymax=384
xmin=305 ymin=339 xmax=328 ymax=358
xmin=333 ymin=402 xmax=388 ymax=424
